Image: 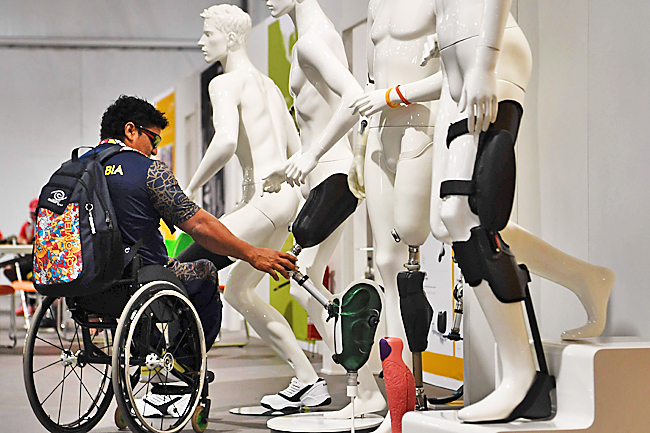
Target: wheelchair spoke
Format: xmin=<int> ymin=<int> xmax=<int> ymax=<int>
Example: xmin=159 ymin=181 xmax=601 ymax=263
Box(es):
xmin=66 ymin=324 xmax=79 ymax=354
xmin=33 ymin=358 xmax=65 ymax=374
xmin=57 ymin=365 xmax=66 ymax=424
xmin=78 ymin=366 xmax=82 ymax=419
xmin=169 ymin=327 xmax=190 ymax=355
xmin=40 ymin=364 xmax=76 ymax=406
xmin=36 ymin=335 xmax=65 ymax=351
xmin=85 ymin=362 xmax=109 ymax=377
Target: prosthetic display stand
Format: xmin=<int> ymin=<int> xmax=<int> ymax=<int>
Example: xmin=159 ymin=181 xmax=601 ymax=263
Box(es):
xmin=268 ymin=174 xmax=384 ymax=433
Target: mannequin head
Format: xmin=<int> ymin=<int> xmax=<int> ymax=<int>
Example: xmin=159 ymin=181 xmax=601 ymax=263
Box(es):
xmin=264 ymin=0 xmax=297 ymax=18
xmin=199 ymin=4 xmax=251 ymax=63
xmin=100 ymin=95 xmax=167 ymax=157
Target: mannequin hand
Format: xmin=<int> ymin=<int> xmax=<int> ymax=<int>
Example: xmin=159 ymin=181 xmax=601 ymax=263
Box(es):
xmin=247 ymin=247 xmax=297 ymax=281
xmin=285 ymin=151 xmax=318 ymax=187
xmin=262 ymin=166 xmax=288 ymax=196
xmin=348 ymin=155 xmax=365 ymax=200
xmin=421 ymin=33 xmax=440 ymax=66
xmin=459 ymin=65 xmax=498 ymax=133
xmin=350 ymin=89 xmax=390 ymax=117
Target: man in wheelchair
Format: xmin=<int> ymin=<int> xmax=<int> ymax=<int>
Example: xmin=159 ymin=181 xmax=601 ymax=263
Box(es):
xmin=93 ymin=95 xmax=298 ymax=417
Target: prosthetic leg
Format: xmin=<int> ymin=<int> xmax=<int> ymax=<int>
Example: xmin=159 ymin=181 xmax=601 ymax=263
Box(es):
xmin=284 ymin=173 xmax=384 ymax=432
xmin=391 ymin=238 xmax=433 ymax=411
xmin=441 ymin=101 xmax=555 ymax=423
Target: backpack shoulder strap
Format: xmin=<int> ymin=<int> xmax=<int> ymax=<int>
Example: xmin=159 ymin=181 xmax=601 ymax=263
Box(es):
xmin=98 ymin=145 xmax=123 ymax=164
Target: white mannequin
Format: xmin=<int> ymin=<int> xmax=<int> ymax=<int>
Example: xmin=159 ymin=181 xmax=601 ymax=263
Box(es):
xmin=283 ymin=2 xmax=439 ymax=430
xmin=347 ymin=0 xmax=614 ymax=426
xmin=185 ymin=5 xmax=323 ymax=395
xmin=261 ymin=0 xmax=386 ymax=418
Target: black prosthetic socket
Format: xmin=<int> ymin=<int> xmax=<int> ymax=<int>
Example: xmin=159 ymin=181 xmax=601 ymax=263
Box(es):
xmin=292 ymin=174 xmax=358 ymax=248
xmin=397 ymin=271 xmax=433 ymax=353
xmin=452 ymin=227 xmax=528 ymax=303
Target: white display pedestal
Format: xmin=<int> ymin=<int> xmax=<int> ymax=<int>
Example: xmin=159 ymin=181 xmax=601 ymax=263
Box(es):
xmin=403 ymin=337 xmax=650 ymax=432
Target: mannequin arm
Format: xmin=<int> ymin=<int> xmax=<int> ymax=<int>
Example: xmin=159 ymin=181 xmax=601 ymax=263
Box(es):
xmin=350 ymin=71 xmax=444 ymax=116
xmin=262 ymin=99 xmax=301 ymax=193
xmin=460 ymin=0 xmax=512 ymax=133
xmin=348 ymin=120 xmax=369 ymax=200
xmin=186 ymin=76 xmax=239 ymax=200
xmin=284 ymin=35 xmax=364 ymax=184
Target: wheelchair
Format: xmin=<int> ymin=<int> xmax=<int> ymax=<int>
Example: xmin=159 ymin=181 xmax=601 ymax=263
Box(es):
xmin=23 ymin=257 xmax=214 ymax=433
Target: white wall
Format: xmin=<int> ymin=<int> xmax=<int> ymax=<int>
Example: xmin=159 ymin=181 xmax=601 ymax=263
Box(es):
xmin=514 ymin=0 xmax=650 ymax=340
xmin=0 ymin=0 xmax=239 ymax=237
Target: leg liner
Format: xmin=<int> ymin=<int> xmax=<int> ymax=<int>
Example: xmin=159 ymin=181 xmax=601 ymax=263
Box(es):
xmin=397 ymin=271 xmax=433 ymax=353
xmin=452 ymin=227 xmax=529 ymax=303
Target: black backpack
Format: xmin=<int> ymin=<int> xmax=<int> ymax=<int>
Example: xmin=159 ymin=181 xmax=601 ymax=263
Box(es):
xmin=33 ymin=145 xmax=134 ymax=297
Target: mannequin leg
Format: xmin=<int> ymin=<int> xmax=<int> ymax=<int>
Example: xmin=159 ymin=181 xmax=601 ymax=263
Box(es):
xmin=221 ymin=206 xmax=319 ymax=385
xmin=365 ymin=130 xmax=411 ymax=433
xmin=456 ymin=282 xmax=536 ymax=422
xmin=502 ymin=222 xmax=614 ymax=340
xmin=365 ymin=130 xmax=411 ymax=365
xmin=439 ymin=129 xmax=536 ymax=422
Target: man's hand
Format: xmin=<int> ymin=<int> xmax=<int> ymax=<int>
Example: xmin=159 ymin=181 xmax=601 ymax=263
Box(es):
xmin=247 ymin=248 xmax=298 ymax=281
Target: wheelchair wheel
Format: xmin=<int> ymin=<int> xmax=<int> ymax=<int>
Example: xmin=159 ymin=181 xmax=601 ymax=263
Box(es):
xmin=112 ymin=282 xmax=206 ymax=433
xmin=24 ymin=296 xmax=114 ymax=433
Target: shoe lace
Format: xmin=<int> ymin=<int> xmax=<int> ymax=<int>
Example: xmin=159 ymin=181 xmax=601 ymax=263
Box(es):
xmin=281 ymin=378 xmax=305 ymax=397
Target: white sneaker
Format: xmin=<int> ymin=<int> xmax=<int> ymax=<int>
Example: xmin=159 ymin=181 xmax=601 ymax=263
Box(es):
xmin=260 ymin=377 xmax=331 ymax=411
xmin=135 ymin=393 xmax=191 ymax=418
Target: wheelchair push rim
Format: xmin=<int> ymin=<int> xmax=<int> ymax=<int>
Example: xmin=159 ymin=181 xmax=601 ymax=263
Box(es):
xmin=112 ymin=282 xmax=206 ymax=433
xmin=23 ymin=296 xmax=115 ymax=433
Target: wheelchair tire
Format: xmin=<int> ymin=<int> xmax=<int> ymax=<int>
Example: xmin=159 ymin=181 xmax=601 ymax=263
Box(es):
xmin=112 ymin=281 xmax=206 ymax=433
xmin=24 ymin=296 xmax=114 ymax=433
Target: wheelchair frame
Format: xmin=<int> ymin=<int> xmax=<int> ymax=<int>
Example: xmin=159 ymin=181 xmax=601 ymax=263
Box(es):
xmin=23 ymin=261 xmax=213 ymax=433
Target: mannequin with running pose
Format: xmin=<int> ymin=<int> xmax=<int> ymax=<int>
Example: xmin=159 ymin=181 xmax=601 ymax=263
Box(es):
xmin=184 ymin=4 xmax=331 ymax=411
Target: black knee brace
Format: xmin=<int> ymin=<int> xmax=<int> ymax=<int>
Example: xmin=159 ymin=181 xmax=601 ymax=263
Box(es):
xmin=441 ymin=100 xmax=523 ymax=232
xmin=292 ymin=174 xmax=358 ymax=248
xmin=452 ymin=226 xmax=529 ymax=303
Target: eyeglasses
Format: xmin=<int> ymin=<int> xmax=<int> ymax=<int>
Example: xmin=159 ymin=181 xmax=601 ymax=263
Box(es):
xmin=136 ymin=125 xmax=162 ymax=149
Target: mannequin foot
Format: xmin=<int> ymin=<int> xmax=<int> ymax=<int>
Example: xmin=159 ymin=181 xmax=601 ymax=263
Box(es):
xmin=458 ymin=375 xmax=534 ymax=423
xmin=562 ymin=266 xmax=615 ymax=340
xmin=322 ymin=391 xmax=386 ymax=419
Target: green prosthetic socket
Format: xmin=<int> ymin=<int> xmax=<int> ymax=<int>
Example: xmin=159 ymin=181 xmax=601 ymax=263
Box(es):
xmin=332 ymin=282 xmax=382 ymax=372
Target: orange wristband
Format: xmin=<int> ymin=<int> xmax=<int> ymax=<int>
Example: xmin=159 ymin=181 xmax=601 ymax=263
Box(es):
xmin=385 ymin=88 xmax=400 ymax=108
xmin=395 ymin=85 xmax=411 ymax=105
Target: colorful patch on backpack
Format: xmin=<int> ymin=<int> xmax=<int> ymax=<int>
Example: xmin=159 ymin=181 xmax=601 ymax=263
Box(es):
xmin=34 ymin=203 xmax=83 ymax=285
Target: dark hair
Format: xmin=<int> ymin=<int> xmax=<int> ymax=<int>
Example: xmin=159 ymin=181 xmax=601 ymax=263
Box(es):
xmin=100 ymin=95 xmax=169 ymax=140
